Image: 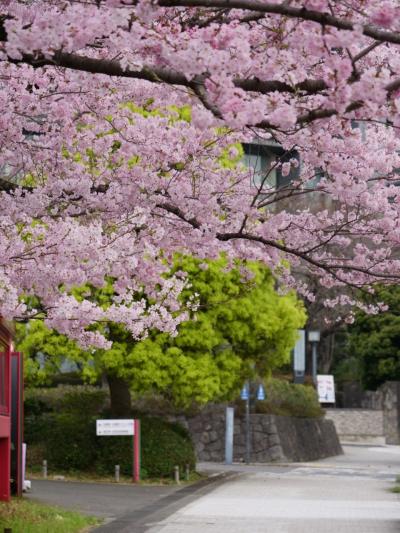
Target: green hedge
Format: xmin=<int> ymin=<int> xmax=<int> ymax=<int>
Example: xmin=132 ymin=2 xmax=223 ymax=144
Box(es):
xmin=95 ymin=417 xmax=195 ymax=478
xmin=24 ymin=387 xmax=195 ymax=478
xmin=25 ymin=385 xmax=108 ymax=416
xmin=255 ymin=378 xmax=324 ymax=418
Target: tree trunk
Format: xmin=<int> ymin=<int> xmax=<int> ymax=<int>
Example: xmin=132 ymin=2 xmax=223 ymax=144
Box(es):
xmin=319 ymin=333 xmax=336 ymax=374
xmin=106 ymin=374 xmax=132 ymax=417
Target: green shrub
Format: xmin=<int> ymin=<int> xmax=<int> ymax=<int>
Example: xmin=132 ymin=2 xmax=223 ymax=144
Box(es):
xmin=255 ymin=378 xmax=324 ymax=418
xmin=42 ymin=413 xmax=97 ymax=471
xmin=25 ymin=386 xmax=107 ymax=463
xmin=24 ymin=412 xmax=52 ymax=446
xmin=24 ymin=386 xmax=107 ymax=416
xmin=25 ymin=411 xmax=97 ymax=471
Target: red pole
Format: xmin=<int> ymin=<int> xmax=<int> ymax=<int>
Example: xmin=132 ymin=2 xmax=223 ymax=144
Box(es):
xmin=133 ymin=419 xmax=141 ymax=483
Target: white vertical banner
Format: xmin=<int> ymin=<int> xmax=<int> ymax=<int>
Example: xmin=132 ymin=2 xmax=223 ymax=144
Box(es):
xmin=293 ymin=329 xmax=306 ymax=372
xmin=22 ymin=443 xmax=26 ymax=485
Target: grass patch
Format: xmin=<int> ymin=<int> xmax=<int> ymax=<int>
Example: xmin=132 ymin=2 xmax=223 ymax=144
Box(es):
xmin=0 ymin=498 xmax=100 ymax=533
xmin=390 ymin=476 xmax=400 ymax=493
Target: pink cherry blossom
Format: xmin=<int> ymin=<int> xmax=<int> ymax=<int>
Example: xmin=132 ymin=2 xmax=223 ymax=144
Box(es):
xmin=0 ymin=1 xmax=398 ymax=345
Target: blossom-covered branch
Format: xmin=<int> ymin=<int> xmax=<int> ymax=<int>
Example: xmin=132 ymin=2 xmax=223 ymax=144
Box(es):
xmin=0 ymin=0 xmax=398 ymax=344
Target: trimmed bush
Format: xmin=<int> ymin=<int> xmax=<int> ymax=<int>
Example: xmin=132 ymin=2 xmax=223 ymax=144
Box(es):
xmin=45 ymin=414 xmax=97 ymax=471
xmin=25 ymin=385 xmax=107 ymax=416
xmin=255 ymin=378 xmax=324 ymax=418
xmin=141 ymin=417 xmax=195 ymax=477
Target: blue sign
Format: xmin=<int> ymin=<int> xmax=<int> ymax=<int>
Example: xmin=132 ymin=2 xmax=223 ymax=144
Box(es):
xmin=256 ymin=384 xmax=266 ymax=401
xmin=240 ymin=384 xmax=249 ymax=400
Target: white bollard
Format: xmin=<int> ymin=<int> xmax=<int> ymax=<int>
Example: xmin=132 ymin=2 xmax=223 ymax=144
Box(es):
xmin=42 ymin=460 xmax=47 ymax=479
xmin=174 ymin=465 xmax=180 ymax=484
xmin=115 ymin=465 xmax=120 ymax=483
xmin=225 ymin=407 xmax=234 ymax=465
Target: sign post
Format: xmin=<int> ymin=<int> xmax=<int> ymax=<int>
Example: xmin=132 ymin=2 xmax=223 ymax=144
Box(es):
xmin=133 ymin=419 xmax=140 ymax=483
xmin=308 ymin=330 xmax=321 ymax=386
xmin=96 ymin=419 xmax=141 ymax=483
xmin=240 ymin=383 xmax=250 ymax=464
xmin=239 ymin=382 xmax=267 ymax=464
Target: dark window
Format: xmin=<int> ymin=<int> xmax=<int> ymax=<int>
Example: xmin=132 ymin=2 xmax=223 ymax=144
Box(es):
xmin=242 ymin=143 xmax=300 ymax=190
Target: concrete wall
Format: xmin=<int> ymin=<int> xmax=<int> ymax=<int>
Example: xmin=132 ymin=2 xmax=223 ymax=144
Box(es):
xmin=171 ymin=406 xmax=342 ymax=463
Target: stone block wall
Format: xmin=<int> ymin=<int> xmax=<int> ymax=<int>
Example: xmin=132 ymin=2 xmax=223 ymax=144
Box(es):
xmin=325 ymin=381 xmax=400 ymax=445
xmin=233 ymin=414 xmax=285 ymax=462
xmin=170 ymin=406 xmax=342 ymax=463
xmin=361 ymin=390 xmax=383 ymax=410
xmin=325 ymin=408 xmax=384 ymax=444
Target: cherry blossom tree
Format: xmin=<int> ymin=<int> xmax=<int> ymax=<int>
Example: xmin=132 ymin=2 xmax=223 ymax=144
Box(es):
xmin=0 ymin=0 xmax=400 ymax=346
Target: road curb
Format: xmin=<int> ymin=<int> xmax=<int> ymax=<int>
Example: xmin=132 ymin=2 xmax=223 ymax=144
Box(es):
xmin=93 ymin=470 xmax=240 ymax=533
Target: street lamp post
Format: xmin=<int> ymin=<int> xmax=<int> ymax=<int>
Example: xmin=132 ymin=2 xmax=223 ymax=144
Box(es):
xmin=308 ymin=330 xmax=320 ymax=385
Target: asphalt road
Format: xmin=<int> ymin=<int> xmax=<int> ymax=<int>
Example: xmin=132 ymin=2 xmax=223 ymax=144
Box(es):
xmin=27 ymin=479 xmax=182 ymax=520
xmin=27 ymin=445 xmax=400 ymax=532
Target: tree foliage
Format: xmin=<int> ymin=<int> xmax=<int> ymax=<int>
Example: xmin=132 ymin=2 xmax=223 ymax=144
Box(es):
xmin=338 ymin=286 xmax=400 ymax=390
xmin=17 ymin=257 xmax=305 ymax=407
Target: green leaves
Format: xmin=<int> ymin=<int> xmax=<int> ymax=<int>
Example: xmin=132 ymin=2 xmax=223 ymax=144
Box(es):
xmin=340 ymin=285 xmax=400 ymax=389
xmin=17 ymin=256 xmax=306 ymax=408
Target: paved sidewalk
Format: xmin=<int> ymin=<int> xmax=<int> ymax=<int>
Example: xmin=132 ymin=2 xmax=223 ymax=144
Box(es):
xmin=148 ymin=446 xmax=400 ymax=533
xmin=27 ymin=446 xmax=400 ymax=532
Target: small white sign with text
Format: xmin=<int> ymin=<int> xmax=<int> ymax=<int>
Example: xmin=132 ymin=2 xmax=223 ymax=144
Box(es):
xmin=96 ymin=419 xmax=135 ymax=436
xmin=317 ymin=375 xmax=335 ymax=403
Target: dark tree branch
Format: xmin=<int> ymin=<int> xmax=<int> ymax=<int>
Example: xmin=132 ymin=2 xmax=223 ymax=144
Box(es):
xmin=153 ymin=202 xmax=400 ymax=283
xmin=158 ymin=0 xmax=400 ymax=46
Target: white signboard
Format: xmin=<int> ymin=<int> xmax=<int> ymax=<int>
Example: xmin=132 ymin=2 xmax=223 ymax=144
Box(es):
xmin=293 ymin=329 xmax=306 ymax=372
xmin=96 ymin=419 xmax=135 ymax=436
xmin=317 ymin=375 xmax=335 ymax=403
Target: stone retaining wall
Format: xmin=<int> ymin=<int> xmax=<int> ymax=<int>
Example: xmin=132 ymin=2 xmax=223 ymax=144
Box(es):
xmin=381 ymin=382 xmax=400 ymax=444
xmin=170 ymin=406 xmax=342 ymax=463
xmin=325 ymin=408 xmax=385 ymax=444
xmin=325 ymin=381 xmax=400 ymax=445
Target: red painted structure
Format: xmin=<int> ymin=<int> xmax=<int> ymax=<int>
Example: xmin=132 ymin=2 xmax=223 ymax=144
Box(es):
xmin=0 ymin=320 xmax=13 ymax=502
xmin=133 ymin=419 xmax=141 ymax=483
xmin=11 ymin=351 xmax=23 ymax=497
xmin=0 ymin=321 xmax=22 ymax=502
